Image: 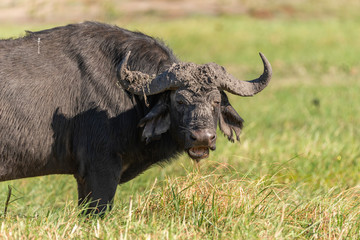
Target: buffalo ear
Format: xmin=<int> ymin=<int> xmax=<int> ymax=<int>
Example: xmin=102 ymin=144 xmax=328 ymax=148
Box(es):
xmin=219 ymin=91 xmax=244 ymax=142
xmin=138 ymin=97 xmax=170 ymax=144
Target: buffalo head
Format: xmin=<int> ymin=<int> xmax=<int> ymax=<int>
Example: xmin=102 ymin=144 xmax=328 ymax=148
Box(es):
xmin=117 ymin=52 xmax=272 ymax=161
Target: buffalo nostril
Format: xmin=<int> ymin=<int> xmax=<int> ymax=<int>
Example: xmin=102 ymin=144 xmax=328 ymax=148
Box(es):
xmin=210 ymin=134 xmax=216 ymax=141
xmin=190 ymin=133 xmax=197 ymax=141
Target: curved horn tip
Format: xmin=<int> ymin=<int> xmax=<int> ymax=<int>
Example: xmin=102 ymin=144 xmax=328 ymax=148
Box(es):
xmin=119 ymin=51 xmax=132 ymax=78
xmin=123 ymin=51 xmax=131 ymax=64
xmin=258 ymin=52 xmax=272 ymax=76
xmin=258 ymin=52 xmax=269 ymax=66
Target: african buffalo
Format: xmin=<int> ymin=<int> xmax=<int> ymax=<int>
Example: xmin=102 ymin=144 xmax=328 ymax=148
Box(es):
xmin=0 ymin=22 xmax=272 ymax=214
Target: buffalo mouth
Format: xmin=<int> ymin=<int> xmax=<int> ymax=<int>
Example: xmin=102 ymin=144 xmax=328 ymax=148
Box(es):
xmin=187 ymin=147 xmax=210 ymax=161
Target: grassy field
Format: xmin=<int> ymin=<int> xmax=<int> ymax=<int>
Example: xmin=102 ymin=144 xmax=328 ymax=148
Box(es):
xmin=0 ymin=13 xmax=360 ymax=239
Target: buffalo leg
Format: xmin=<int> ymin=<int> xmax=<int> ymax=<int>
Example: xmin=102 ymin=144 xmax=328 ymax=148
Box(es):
xmin=75 ymin=168 xmax=120 ymax=215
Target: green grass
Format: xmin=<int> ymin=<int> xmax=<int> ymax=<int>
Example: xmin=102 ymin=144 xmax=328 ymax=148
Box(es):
xmin=1 ymin=13 xmax=360 ymax=239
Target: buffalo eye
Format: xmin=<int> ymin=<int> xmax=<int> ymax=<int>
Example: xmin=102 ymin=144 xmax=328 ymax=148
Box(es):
xmin=177 ymin=100 xmax=185 ymax=105
xmin=212 ymin=100 xmax=220 ymax=108
xmin=211 ymin=99 xmax=221 ymax=112
xmin=176 ymin=97 xmax=188 ymax=106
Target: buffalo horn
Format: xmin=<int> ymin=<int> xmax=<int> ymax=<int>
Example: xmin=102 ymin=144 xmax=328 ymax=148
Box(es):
xmin=214 ymin=52 xmax=272 ymax=96
xmin=117 ymin=51 xmax=182 ymax=95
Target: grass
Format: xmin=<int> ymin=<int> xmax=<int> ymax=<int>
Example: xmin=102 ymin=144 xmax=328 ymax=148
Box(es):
xmin=0 ymin=11 xmax=360 ymax=239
